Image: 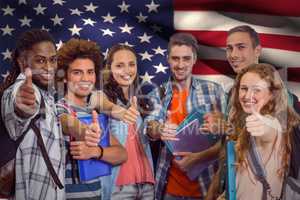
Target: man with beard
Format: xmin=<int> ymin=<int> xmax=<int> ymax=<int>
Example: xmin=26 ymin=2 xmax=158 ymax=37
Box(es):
xmin=145 ymin=33 xmax=226 ymax=200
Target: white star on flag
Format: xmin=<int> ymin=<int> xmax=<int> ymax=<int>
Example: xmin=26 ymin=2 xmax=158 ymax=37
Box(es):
xmin=138 ymin=33 xmax=152 ymax=43
xmin=53 ymin=0 xmax=66 ymax=6
xmin=18 ymin=0 xmax=26 ymax=5
xmin=70 ymin=8 xmax=83 ymax=16
xmin=1 ymin=25 xmax=14 ymax=36
xmin=33 ymin=3 xmax=47 ymax=15
xmin=145 ymin=1 xmax=159 ymax=13
xmin=139 ymin=51 xmax=153 ymax=61
xmin=118 ymin=1 xmax=130 ymax=13
xmin=2 ymin=49 xmax=12 ymax=60
xmin=136 ymin=12 xmax=148 ymax=23
xmin=120 ymin=41 xmax=134 ymax=47
xmin=84 ymin=2 xmax=98 ymax=13
xmin=19 ymin=16 xmax=32 ymax=27
xmin=50 ymin=14 xmax=64 ymax=26
xmin=119 ymin=23 xmax=134 ymax=34
xmin=102 ymin=13 xmax=116 ymax=24
xmin=69 ymin=24 xmax=82 ymax=36
xmin=2 ymin=5 xmax=15 ymax=16
xmin=41 ymin=25 xmax=50 ymax=32
xmin=82 ymin=18 xmax=96 ymax=26
xmin=101 ymin=28 xmax=115 ymax=37
xmin=151 ymin=24 xmax=162 ymax=32
xmin=140 ymin=72 xmax=154 ymax=84
xmin=153 ymin=63 xmax=168 ymax=73
xmin=152 ymin=46 xmax=166 ymax=55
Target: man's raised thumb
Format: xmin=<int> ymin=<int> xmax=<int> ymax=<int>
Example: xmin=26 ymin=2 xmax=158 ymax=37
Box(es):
xmin=24 ymin=67 xmax=32 ymax=86
xmin=91 ymin=110 xmax=99 ymax=124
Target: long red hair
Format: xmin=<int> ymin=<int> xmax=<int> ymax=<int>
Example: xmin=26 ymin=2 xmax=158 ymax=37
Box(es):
xmin=228 ymin=63 xmax=300 ymax=175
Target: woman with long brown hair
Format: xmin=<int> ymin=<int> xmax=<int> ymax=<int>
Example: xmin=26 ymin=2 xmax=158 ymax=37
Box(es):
xmin=226 ymin=63 xmax=300 ymax=200
xmin=101 ymin=44 xmax=155 ymax=200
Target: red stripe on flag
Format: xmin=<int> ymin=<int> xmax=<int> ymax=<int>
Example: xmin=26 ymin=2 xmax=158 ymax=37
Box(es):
xmin=193 ymin=60 xmax=234 ymax=75
xmin=288 ymin=68 xmax=300 ymax=82
xmin=180 ymin=30 xmax=300 ymax=52
xmin=174 ymin=0 xmax=300 ymax=17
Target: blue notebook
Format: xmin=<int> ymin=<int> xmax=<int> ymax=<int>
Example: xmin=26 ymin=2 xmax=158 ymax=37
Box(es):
xmin=77 ymin=114 xmax=112 ymax=182
xmin=165 ymin=110 xmax=219 ymax=180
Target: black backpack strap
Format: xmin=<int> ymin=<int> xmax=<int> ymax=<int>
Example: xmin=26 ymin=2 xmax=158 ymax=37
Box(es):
xmin=247 ymin=136 xmax=271 ymax=200
xmin=29 ymin=96 xmax=64 ymax=189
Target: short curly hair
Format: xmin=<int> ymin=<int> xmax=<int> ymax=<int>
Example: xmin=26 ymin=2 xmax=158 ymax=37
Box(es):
xmin=56 ymin=38 xmax=103 ymax=94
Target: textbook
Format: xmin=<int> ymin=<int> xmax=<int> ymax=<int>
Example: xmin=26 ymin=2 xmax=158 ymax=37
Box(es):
xmin=165 ymin=110 xmax=219 ymax=180
xmin=77 ymin=114 xmax=111 ymax=182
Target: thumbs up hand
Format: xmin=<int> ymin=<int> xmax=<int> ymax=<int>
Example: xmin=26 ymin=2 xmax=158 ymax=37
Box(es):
xmin=245 ymin=89 xmax=282 ymax=142
xmin=120 ymin=96 xmax=140 ymax=124
xmin=84 ymin=110 xmax=102 ymax=147
xmin=15 ymin=68 xmax=37 ymax=116
xmin=159 ymin=111 xmax=179 ymax=141
xmin=245 ymin=108 xmax=282 ymax=138
xmin=200 ymin=103 xmax=227 ymax=135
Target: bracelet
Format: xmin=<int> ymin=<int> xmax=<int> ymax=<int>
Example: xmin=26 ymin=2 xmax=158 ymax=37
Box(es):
xmin=97 ymin=145 xmax=104 ymax=160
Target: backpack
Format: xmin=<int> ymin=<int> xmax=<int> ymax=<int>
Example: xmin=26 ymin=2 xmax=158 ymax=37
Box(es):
xmin=248 ymin=125 xmax=300 ymax=200
xmin=281 ymin=125 xmax=300 ymax=200
xmin=0 ymin=95 xmax=64 ymax=198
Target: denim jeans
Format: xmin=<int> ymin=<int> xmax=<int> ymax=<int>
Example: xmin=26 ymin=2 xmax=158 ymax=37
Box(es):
xmin=163 ymin=193 xmax=203 ymax=200
xmin=111 ymin=183 xmax=154 ymax=200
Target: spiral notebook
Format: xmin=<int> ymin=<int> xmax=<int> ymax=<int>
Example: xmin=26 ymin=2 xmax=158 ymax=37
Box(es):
xmin=77 ymin=114 xmax=111 ymax=182
xmin=165 ymin=110 xmax=219 ymax=180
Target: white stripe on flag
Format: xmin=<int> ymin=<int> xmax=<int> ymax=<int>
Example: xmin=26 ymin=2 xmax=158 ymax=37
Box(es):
xmin=174 ymin=11 xmax=300 ymax=37
xmin=196 ymin=44 xmax=300 ymax=67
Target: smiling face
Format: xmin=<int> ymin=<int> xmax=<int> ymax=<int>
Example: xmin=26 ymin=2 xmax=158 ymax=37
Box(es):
xmin=238 ymin=72 xmax=273 ymax=114
xmin=110 ymin=49 xmax=137 ymax=90
xmin=20 ymin=41 xmax=57 ymax=90
xmin=226 ymin=32 xmax=261 ymax=74
xmin=66 ymin=58 xmax=96 ymax=100
xmin=168 ymin=44 xmax=196 ymax=87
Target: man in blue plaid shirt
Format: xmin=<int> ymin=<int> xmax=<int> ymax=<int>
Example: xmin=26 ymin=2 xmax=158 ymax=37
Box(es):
xmin=144 ymin=33 xmax=227 ymax=200
xmin=1 ymin=29 xmax=65 ymax=200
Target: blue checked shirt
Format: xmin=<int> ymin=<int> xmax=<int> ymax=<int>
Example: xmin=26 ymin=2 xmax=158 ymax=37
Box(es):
xmin=1 ymin=74 xmax=65 ymax=200
xmin=144 ymin=76 xmax=227 ymax=200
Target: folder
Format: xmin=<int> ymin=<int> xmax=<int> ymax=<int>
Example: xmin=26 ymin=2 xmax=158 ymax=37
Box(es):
xmin=165 ymin=110 xmax=219 ymax=180
xmin=77 ymin=114 xmax=112 ymax=182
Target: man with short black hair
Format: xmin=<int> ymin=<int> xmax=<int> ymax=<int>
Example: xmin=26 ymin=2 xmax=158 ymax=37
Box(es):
xmin=1 ymin=29 xmax=65 ymax=200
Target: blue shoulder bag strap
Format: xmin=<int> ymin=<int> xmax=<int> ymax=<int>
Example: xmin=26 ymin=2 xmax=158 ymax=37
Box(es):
xmin=226 ymin=139 xmax=236 ymax=200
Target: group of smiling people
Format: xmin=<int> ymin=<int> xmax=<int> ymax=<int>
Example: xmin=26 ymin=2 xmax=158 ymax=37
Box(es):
xmin=1 ymin=25 xmax=300 ymax=200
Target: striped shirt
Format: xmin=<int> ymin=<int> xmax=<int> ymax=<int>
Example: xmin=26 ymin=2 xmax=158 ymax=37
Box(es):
xmin=56 ymin=98 xmax=101 ymax=200
xmin=1 ymin=74 xmax=65 ymax=200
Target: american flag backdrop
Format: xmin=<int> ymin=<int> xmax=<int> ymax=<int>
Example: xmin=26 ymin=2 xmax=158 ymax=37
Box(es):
xmin=0 ymin=0 xmax=299 ymax=100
